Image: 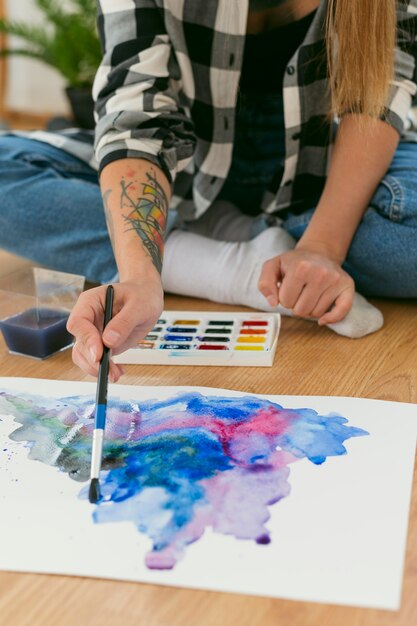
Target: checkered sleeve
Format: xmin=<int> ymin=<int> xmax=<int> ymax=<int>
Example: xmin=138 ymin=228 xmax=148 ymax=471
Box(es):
xmin=93 ymin=0 xmax=196 ymax=184
xmin=383 ymin=0 xmax=417 ymax=134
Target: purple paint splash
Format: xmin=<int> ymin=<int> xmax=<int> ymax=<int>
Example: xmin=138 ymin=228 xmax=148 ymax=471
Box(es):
xmin=0 ymin=390 xmax=368 ymax=569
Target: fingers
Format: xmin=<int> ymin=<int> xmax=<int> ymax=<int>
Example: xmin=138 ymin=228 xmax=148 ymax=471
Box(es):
xmin=68 ymin=280 xmax=164 ymax=379
xmin=109 ymin=360 xmax=125 ymax=383
xmin=102 ymin=300 xmax=153 ymax=350
xmin=310 ymin=282 xmax=344 ymax=320
xmin=319 ymin=287 xmax=355 ymax=325
xmin=69 ymin=322 xmax=102 ymax=363
xmin=257 ymin=249 xmax=356 ymax=326
xmin=110 ymin=327 xmax=153 ymax=357
xmin=72 ymin=341 xmax=124 ymax=382
xmin=102 ymin=306 xmax=134 ymax=349
xmin=297 ymin=277 xmax=340 ymax=320
xmin=72 ymin=341 xmax=100 ymax=378
xmin=258 ymin=257 xmax=282 ymax=307
xmin=276 ymin=262 xmax=307 ymax=310
xmin=67 ymin=292 xmax=103 ymax=376
xmin=68 ymin=285 xmax=126 ymax=377
xmin=292 ymin=284 xmax=321 ymax=318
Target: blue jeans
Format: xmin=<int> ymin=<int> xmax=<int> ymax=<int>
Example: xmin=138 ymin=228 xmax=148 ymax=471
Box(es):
xmin=0 ymin=136 xmax=117 ymax=283
xmin=0 ymin=135 xmax=417 ymax=296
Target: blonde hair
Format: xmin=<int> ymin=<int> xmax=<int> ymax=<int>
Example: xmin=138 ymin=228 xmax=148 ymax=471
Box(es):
xmin=326 ymin=0 xmax=396 ymax=120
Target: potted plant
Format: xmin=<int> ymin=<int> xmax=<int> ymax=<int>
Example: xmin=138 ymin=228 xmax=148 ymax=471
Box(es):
xmin=0 ymin=0 xmax=101 ymax=128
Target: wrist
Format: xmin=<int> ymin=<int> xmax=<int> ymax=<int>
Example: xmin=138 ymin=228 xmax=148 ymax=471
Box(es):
xmin=295 ymin=237 xmax=345 ymax=265
xmin=118 ymin=253 xmax=163 ymax=285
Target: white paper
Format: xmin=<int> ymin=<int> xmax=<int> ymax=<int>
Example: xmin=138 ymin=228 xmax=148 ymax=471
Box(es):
xmin=0 ymin=377 xmax=415 ymax=610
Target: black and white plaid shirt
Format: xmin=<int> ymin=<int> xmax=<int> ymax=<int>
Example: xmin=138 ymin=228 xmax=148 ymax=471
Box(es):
xmin=18 ymin=0 xmax=417 ymax=218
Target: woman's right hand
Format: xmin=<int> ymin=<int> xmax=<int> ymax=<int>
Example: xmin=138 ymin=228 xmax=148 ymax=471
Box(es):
xmin=67 ymin=274 xmax=164 ymax=382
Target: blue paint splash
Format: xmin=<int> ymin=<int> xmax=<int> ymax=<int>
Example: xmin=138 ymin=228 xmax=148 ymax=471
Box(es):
xmin=0 ymin=390 xmax=368 ymax=569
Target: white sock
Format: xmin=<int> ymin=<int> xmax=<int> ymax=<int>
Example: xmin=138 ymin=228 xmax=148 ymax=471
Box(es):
xmin=327 ymin=292 xmax=383 ymax=339
xmin=185 ymin=200 xmax=262 ymax=242
xmin=162 ymin=227 xmax=383 ymax=339
xmin=162 ymin=228 xmax=289 ymax=309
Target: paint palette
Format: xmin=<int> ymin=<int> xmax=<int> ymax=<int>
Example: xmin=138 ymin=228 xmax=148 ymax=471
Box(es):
xmin=114 ymin=311 xmax=281 ymax=367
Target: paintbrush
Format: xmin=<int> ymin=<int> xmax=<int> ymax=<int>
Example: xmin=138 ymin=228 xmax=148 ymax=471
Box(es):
xmin=88 ymin=284 xmax=114 ymax=504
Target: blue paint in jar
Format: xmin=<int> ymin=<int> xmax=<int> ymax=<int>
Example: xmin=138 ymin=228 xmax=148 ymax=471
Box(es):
xmin=0 ymin=307 xmax=73 ymax=359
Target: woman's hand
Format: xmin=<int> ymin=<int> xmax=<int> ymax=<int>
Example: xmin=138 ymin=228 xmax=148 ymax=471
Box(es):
xmin=258 ymin=116 xmax=399 ymax=326
xmin=67 ymin=274 xmax=164 ymax=382
xmin=258 ymin=245 xmax=355 ymax=325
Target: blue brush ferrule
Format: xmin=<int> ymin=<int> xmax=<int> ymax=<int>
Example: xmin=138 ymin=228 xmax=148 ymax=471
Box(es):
xmin=95 ymin=404 xmax=107 ymax=430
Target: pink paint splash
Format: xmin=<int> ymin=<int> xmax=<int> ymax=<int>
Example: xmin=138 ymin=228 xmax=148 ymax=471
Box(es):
xmin=0 ymin=390 xmax=368 ymax=569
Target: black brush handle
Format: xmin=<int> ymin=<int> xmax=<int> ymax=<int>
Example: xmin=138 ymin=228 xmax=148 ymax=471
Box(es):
xmin=96 ymin=285 xmax=114 ymax=406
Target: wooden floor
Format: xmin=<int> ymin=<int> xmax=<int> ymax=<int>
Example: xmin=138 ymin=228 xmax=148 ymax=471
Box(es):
xmin=0 ymin=288 xmax=415 ymax=626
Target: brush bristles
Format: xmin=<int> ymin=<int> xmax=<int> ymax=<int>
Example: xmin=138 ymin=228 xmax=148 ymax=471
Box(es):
xmin=88 ymin=478 xmax=101 ymax=503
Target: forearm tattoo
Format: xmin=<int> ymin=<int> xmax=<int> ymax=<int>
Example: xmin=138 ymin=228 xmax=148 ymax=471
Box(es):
xmin=119 ymin=168 xmax=168 ymax=274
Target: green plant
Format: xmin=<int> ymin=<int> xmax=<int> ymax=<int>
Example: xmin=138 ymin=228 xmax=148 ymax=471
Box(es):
xmin=0 ymin=0 xmax=101 ymax=88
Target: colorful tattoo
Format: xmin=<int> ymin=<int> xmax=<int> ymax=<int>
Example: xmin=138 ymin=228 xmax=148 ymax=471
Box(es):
xmin=120 ymin=169 xmax=168 ymax=274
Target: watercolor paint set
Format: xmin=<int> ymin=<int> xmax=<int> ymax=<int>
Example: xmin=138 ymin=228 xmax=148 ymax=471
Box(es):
xmin=115 ymin=311 xmax=281 ymax=366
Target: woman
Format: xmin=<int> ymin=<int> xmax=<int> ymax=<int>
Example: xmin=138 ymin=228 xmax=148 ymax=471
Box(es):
xmin=0 ymin=0 xmax=416 ymax=380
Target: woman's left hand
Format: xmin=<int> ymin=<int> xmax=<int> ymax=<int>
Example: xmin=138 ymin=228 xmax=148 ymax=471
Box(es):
xmin=257 ymin=245 xmax=355 ymax=325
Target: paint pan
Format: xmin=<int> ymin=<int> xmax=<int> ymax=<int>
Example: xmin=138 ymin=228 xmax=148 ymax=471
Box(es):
xmin=114 ymin=311 xmax=280 ymax=367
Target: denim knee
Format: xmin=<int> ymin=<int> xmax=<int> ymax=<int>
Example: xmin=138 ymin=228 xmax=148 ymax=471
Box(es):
xmin=345 ymin=170 xmax=417 ymax=297
xmin=0 ymin=135 xmax=114 ymax=283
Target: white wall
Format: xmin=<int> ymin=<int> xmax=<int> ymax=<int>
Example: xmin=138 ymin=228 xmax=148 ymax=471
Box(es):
xmin=4 ymin=0 xmax=70 ymax=114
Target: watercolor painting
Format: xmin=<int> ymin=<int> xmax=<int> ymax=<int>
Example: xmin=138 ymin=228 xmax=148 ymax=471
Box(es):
xmin=0 ymin=387 xmax=367 ymax=569
xmin=0 ymin=378 xmax=415 ymax=610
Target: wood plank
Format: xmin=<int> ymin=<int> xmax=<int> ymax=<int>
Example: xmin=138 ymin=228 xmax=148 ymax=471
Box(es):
xmin=0 ymin=110 xmax=51 ymax=130
xmin=0 ymin=294 xmax=415 ymax=625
